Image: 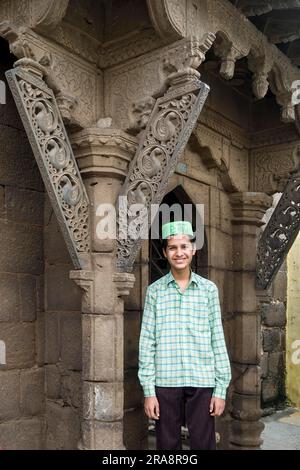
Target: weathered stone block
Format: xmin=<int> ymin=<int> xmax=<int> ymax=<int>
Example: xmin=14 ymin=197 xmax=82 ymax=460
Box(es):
xmin=124 ymin=311 xmax=141 ymax=369
xmin=261 ymin=302 xmax=286 ymax=327
xmin=5 ymin=186 xmax=44 ymax=225
xmin=229 ymin=313 xmax=260 ymax=364
xmin=60 ymin=312 xmax=82 ymax=371
xmin=230 ymin=418 xmax=264 ymax=448
xmin=0 ymin=273 xmax=19 ymax=322
xmin=124 ymin=263 xmax=141 ymax=311
xmin=35 ymin=310 xmax=45 ymax=366
xmin=81 ymin=420 xmax=124 ymax=450
xmin=46 ymin=401 xmax=80 ymax=450
xmin=20 ymin=367 xmax=45 ymax=416
xmin=45 ymin=312 xmax=59 ymax=364
xmin=124 ymin=407 xmax=148 ymax=450
xmin=20 ymin=275 xmax=37 ymax=322
xmin=209 ymin=228 xmax=233 ymax=270
xmin=262 ymin=378 xmax=278 ymax=403
xmin=231 ymin=233 xmax=257 ymax=271
xmin=280 ymin=330 xmax=286 ymax=350
xmin=61 ymin=371 xmax=82 ymax=409
xmin=36 ymin=275 xmax=44 ymax=312
xmin=0 ymin=322 xmax=35 ymax=369
xmin=44 ymin=198 xmax=71 ymax=264
xmin=92 ymin=254 xmax=120 ymax=314
xmin=82 ymin=314 xmax=123 ymax=382
xmin=0 ymin=220 xmax=43 ymax=275
xmin=0 ymin=370 xmax=20 ymax=420
xmin=0 ymin=185 xmax=5 ymax=218
xmin=0 ymin=126 xmax=43 ymax=191
xmin=231 ymin=364 xmax=261 ymax=395
xmin=209 ymin=186 xmax=233 ymax=233
xmin=0 ymin=417 xmax=44 ymax=450
xmin=261 ymin=353 xmax=268 ymax=379
xmin=45 ymin=365 xmax=61 ymax=400
xmin=262 ymin=328 xmax=281 ymax=352
xmin=231 ymin=392 xmax=262 ymax=421
xmin=268 ymin=352 xmax=284 ymax=377
xmin=232 ymin=272 xmax=258 ymax=312
xmin=83 ymin=382 xmax=123 ymax=421
xmin=45 ymin=264 xmax=82 ymax=312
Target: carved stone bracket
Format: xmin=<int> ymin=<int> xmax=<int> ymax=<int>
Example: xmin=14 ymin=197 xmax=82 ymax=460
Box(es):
xmin=70 ymin=270 xmax=94 ymax=313
xmin=6 ymin=58 xmax=90 ymax=269
xmin=214 ymin=37 xmax=246 ymax=80
xmin=116 ymin=38 xmax=213 ymax=272
xmin=206 ymin=0 xmax=300 ymax=123
xmin=257 ymin=168 xmax=300 ymax=289
xmin=113 ymin=273 xmax=136 ymax=298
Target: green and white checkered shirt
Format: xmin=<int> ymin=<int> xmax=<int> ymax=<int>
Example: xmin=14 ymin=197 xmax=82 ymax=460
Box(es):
xmin=138 ymin=271 xmax=231 ymax=399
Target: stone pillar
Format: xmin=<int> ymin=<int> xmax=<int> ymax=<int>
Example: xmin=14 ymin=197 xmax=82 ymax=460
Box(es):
xmin=229 ymin=192 xmax=272 ymax=450
xmin=70 ymin=128 xmax=137 ymax=449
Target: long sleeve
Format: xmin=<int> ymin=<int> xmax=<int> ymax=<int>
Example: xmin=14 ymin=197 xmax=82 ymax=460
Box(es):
xmin=208 ymin=283 xmax=231 ymax=399
xmin=138 ymin=287 xmax=157 ymax=397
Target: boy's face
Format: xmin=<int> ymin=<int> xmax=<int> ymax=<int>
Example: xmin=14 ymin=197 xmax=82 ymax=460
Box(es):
xmin=163 ymin=234 xmax=196 ymax=271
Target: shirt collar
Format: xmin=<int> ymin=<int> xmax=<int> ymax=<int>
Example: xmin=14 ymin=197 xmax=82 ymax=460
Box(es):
xmin=165 ymin=270 xmax=200 ymax=287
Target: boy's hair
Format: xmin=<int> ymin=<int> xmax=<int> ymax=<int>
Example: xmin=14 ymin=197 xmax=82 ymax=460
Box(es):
xmin=161 ymin=236 xmax=196 ymax=251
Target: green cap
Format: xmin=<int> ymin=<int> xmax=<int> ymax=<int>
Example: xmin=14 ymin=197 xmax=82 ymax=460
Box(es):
xmin=162 ymin=221 xmax=194 ymax=239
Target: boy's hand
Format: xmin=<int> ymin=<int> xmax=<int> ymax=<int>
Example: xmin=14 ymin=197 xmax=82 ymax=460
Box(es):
xmin=209 ymin=397 xmax=225 ymax=416
xmin=144 ymin=396 xmax=160 ymax=420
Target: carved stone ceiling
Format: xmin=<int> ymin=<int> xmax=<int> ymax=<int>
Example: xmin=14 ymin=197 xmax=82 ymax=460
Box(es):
xmin=229 ymin=1 xmax=300 ymax=68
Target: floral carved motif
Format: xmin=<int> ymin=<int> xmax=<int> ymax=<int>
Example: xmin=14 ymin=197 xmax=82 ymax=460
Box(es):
xmin=6 ymin=58 xmax=90 ymax=269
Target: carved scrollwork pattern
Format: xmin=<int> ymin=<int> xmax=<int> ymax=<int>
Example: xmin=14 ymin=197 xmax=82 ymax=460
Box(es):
xmin=257 ymin=170 xmax=300 ymax=288
xmin=116 ymin=77 xmax=209 ymax=271
xmin=6 ymin=60 xmax=90 ymax=269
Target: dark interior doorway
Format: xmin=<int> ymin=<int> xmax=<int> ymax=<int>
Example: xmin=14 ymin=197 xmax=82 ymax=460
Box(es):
xmin=149 ymin=185 xmax=208 ymax=283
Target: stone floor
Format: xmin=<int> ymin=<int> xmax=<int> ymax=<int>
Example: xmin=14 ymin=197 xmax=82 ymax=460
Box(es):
xmin=261 ymin=407 xmax=300 ymax=450
xmin=148 ymin=408 xmax=300 ymax=450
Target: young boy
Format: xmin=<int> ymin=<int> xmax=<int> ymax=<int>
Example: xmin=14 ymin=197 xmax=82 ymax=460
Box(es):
xmin=138 ymin=221 xmax=231 ymax=450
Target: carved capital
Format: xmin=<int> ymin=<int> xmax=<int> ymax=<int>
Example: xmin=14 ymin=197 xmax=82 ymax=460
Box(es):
xmin=71 ymin=128 xmax=137 ymax=180
xmin=230 ymin=192 xmax=273 ymax=226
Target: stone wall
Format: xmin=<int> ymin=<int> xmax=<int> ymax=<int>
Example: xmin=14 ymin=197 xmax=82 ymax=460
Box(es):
xmin=43 ymin=196 xmax=82 ymax=449
xmin=0 ymin=43 xmax=83 ymax=449
xmin=123 ymin=241 xmax=149 ymax=450
xmin=0 ymin=51 xmax=45 ymax=450
xmin=261 ymin=261 xmax=287 ymax=413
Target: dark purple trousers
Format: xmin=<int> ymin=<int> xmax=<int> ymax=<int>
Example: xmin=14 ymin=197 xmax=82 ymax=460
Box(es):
xmin=155 ymin=386 xmax=216 ymax=450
